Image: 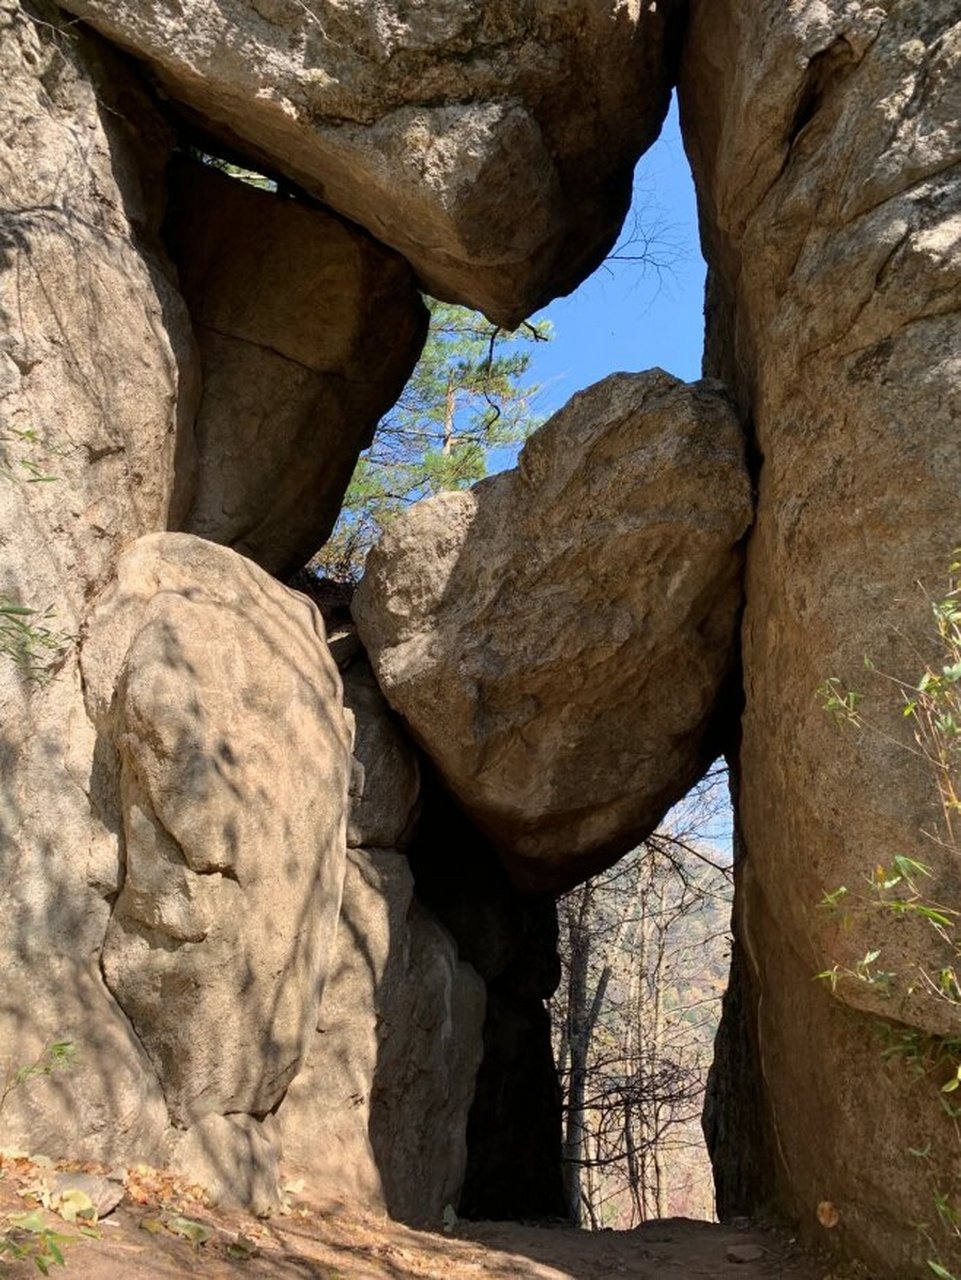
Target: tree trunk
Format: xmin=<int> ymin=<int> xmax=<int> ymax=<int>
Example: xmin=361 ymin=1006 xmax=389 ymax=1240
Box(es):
xmin=442 ymin=372 xmax=456 ymax=455
xmin=562 ymin=884 xmax=592 ymax=1224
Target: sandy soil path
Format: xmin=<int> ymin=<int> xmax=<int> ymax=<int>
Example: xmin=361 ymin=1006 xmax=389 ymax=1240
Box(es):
xmin=0 ymin=1156 xmax=842 ymax=1279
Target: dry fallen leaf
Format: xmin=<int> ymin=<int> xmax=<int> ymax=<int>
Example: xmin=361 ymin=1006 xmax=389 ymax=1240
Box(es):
xmin=817 ymin=1200 xmax=840 ymax=1228
xmin=51 ymin=1186 xmax=96 ymax=1223
xmin=225 ymin=1233 xmax=259 ymax=1261
xmin=166 ymin=1215 xmax=212 ymax=1246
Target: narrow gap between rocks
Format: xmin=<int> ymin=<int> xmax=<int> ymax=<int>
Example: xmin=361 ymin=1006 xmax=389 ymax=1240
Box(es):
xmin=161 ymin=77 xmax=767 ymax=1275
xmin=551 ymin=763 xmax=735 ymax=1230
xmin=295 ymin=93 xmax=750 ymax=1240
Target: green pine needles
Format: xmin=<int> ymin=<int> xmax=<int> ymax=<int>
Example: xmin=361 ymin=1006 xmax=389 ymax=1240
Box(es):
xmin=313 ymin=299 xmax=551 ymax=581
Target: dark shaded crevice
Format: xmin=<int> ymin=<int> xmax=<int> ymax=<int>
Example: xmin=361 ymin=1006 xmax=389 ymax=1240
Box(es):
xmin=788 ymin=42 xmax=847 ymax=148
xmin=699 ymin=403 xmax=772 ymax=1221
xmin=459 ymin=987 xmax=565 ymax=1222
xmin=406 ymin=765 xmax=566 ymax=1221
xmin=740 ymin=411 xmax=763 ymax=493
xmin=170 ymin=126 xmax=421 ymax=255
xmin=702 ymin=752 xmax=780 ymax=1221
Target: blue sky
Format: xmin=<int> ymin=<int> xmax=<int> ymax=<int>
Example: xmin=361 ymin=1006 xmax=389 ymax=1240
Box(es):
xmin=525 ymin=96 xmax=706 ymax=416
xmin=510 ymin=108 xmax=734 ymax=857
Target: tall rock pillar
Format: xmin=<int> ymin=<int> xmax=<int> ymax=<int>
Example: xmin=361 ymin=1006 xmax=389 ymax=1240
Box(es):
xmin=681 ymin=3 xmax=961 ymax=1272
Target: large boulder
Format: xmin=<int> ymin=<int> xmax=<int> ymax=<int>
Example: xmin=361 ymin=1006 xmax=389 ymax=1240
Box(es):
xmin=353 ymin=370 xmax=753 ymax=892
xmin=0 ymin=0 xmax=196 ymax=1163
xmin=55 ymin=0 xmax=681 ymax=325
xmin=167 ymin=158 xmax=428 ymax=577
xmin=274 ymin=847 xmax=485 ymax=1225
xmin=681 ymin=2 xmax=961 ymax=1271
xmin=80 ymin=533 xmax=352 ymax=1124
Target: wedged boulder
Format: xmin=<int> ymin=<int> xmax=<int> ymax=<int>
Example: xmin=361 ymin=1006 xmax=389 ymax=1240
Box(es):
xmin=80 ymin=533 xmax=352 ymax=1125
xmin=274 ymin=847 xmax=485 ymax=1225
xmin=56 ymin=0 xmax=680 ymax=324
xmin=681 ymin=1 xmax=961 ymax=1269
xmin=167 ymin=158 xmax=428 ymax=577
xmin=353 ymin=370 xmax=753 ymax=892
xmin=0 ymin=0 xmax=195 ymax=1163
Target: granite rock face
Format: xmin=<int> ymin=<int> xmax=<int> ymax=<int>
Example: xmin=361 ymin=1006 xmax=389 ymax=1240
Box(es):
xmin=56 ymin=0 xmax=681 ymax=324
xmin=275 ymin=847 xmax=485 ymax=1225
xmin=0 ymin=0 xmax=196 ymax=1164
xmin=341 ymin=656 xmax=421 ymax=852
xmin=681 ymin=2 xmax=961 ymax=1270
xmin=354 ymin=370 xmax=753 ymax=891
xmin=167 ymin=158 xmax=427 ymax=577
xmin=272 ymin=606 xmax=481 ymax=1224
xmin=9 ymin=0 xmax=958 ymax=1259
xmin=170 ymin=1114 xmax=281 ymax=1216
xmin=81 ymin=533 xmax=352 ymax=1125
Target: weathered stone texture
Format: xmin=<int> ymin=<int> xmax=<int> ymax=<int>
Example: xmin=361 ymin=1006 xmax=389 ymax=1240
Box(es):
xmin=275 ymin=847 xmax=485 ymax=1225
xmin=167 ymin=158 xmax=427 ymax=577
xmin=0 ymin=0 xmax=195 ymax=1163
xmin=55 ymin=0 xmax=681 ymax=324
xmin=81 ymin=534 xmax=352 ymax=1125
xmin=354 ymin=370 xmax=752 ymax=892
xmin=292 ymin=577 xmax=422 ymax=850
xmin=170 ymin=1113 xmax=281 ymax=1216
xmin=342 ymin=655 xmax=421 ymax=851
xmin=681 ymin=2 xmax=961 ymax=1270
xmin=270 ymin=583 xmax=482 ymax=1225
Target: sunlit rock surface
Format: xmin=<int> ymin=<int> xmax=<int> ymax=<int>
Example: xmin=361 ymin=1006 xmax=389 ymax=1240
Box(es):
xmin=0 ymin=0 xmax=195 ymax=1164
xmin=681 ymin=0 xmax=961 ymax=1268
xmin=354 ymin=370 xmax=752 ymax=892
xmin=56 ymin=0 xmax=681 ymax=324
xmin=81 ymin=533 xmax=351 ymax=1124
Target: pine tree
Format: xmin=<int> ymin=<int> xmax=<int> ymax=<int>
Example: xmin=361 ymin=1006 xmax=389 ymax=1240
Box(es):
xmin=312 ymin=300 xmax=550 ymax=580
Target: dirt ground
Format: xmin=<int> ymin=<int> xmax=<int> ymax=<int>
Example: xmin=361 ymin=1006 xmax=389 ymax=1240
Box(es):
xmin=0 ymin=1155 xmax=847 ymax=1279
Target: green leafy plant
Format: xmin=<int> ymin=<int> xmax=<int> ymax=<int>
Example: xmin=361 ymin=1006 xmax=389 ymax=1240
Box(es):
xmin=0 ymin=1210 xmax=73 ymax=1276
xmin=1 ymin=427 xmax=71 ymax=683
xmin=0 ymin=428 xmax=59 ymax=485
xmin=0 ymin=1041 xmax=76 ymax=1117
xmin=818 ymin=554 xmax=961 ymax=1276
xmin=0 ymin=596 xmax=72 ymax=684
xmin=0 ymin=1042 xmax=77 ymax=1274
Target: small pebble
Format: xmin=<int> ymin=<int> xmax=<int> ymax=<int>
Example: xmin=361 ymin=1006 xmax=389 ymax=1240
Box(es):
xmin=51 ymin=1171 xmax=125 ymax=1218
xmin=726 ymin=1243 xmax=766 ymax=1263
